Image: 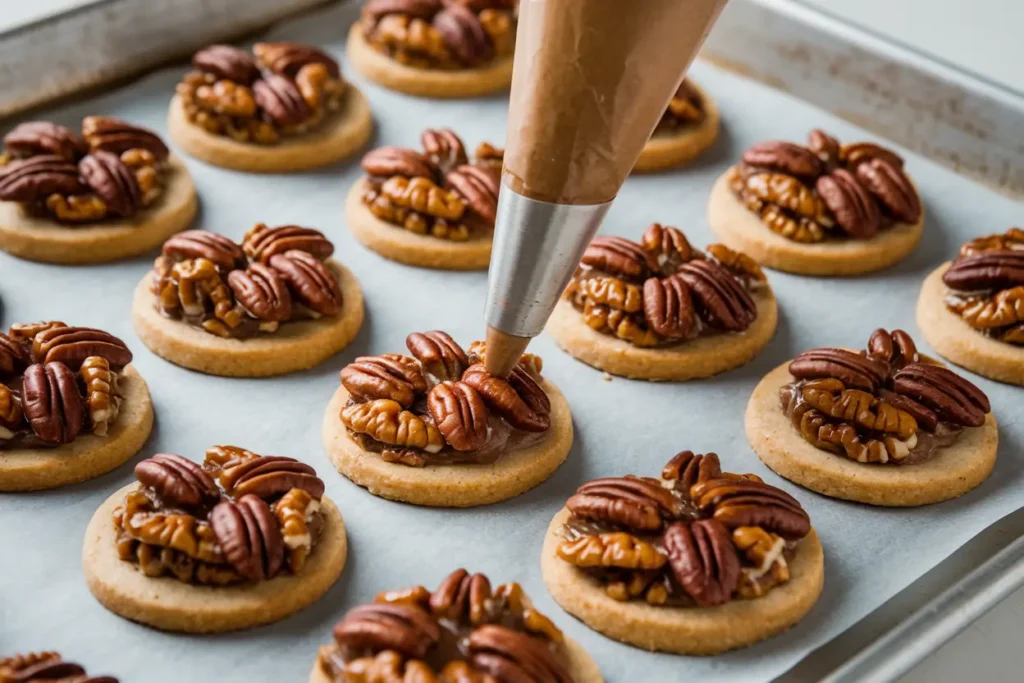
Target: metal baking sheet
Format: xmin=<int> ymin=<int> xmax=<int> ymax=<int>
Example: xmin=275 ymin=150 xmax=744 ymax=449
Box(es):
xmin=1 ymin=3 xmax=1022 ymax=681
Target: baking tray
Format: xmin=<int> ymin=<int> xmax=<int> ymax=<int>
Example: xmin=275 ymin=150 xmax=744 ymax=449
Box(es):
xmin=1 ymin=2 xmax=1022 ymax=682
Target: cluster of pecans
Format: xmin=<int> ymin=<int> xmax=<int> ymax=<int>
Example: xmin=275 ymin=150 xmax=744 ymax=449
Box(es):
xmin=360 ymin=0 xmax=516 ymax=70
xmin=360 ymin=128 xmax=502 ymax=241
xmin=653 ymin=79 xmax=706 ymax=135
xmin=558 ymin=451 xmax=811 ymax=606
xmin=0 ymin=652 xmax=116 ymax=683
xmin=150 ymin=225 xmax=343 ymax=338
xmin=323 ymin=568 xmax=571 ymax=683
xmin=114 ymin=446 xmax=326 ymax=585
xmin=0 ymin=117 xmax=169 ymax=223
xmin=942 ymin=227 xmax=1024 ymax=345
xmin=0 ymin=322 xmax=131 ymax=448
xmin=564 ymin=224 xmax=766 ymax=347
xmin=178 ymin=42 xmax=346 ymax=145
xmin=339 ymin=332 xmax=549 ymax=466
xmin=729 ymin=130 xmax=922 ymax=243
xmin=782 ymin=329 xmax=991 ymax=464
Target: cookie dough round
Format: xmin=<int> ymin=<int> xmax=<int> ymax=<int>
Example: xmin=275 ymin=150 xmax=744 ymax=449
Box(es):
xmin=0 ymin=155 xmax=197 ymax=264
xmin=0 ymin=366 xmax=153 ymax=492
xmin=634 ymin=84 xmax=720 ymax=173
xmin=707 ymin=172 xmax=925 ymax=275
xmin=83 ymin=483 xmax=348 ymax=633
xmin=132 ymin=260 xmax=364 ymax=377
xmin=322 ymin=381 xmax=573 ymax=507
xmin=346 ymin=24 xmax=512 ymax=98
xmin=541 ymin=508 xmax=823 ymax=655
xmin=167 ymin=87 xmax=373 ymax=173
xmin=309 ymin=635 xmax=603 ymax=683
xmin=917 ymin=262 xmax=1024 ymax=386
xmin=545 ymin=288 xmax=778 ymax=381
xmin=345 ymin=179 xmax=491 ymax=270
xmin=746 ymin=360 xmax=999 ymax=506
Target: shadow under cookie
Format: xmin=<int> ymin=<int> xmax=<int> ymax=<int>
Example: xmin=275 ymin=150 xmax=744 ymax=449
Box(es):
xmin=345 ymin=179 xmax=492 ymax=270
xmin=167 ymin=88 xmax=373 ymax=173
xmin=634 ymin=83 xmax=720 ymax=173
xmin=917 ymin=262 xmax=1024 ymax=386
xmin=0 ymin=366 xmax=153 ymax=492
xmin=0 ymin=155 xmax=197 ymax=264
xmin=132 ymin=261 xmax=365 ymax=377
xmin=322 ymin=383 xmax=573 ymax=507
xmin=746 ymin=361 xmax=999 ymax=506
xmin=83 ymin=483 xmax=348 ymax=633
xmin=540 ymin=508 xmax=824 ymax=655
xmin=545 ymin=290 xmax=778 ymax=381
xmin=707 ymin=172 xmax=924 ymax=276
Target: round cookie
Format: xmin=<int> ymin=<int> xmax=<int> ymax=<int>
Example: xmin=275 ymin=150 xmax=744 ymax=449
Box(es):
xmin=167 ymin=88 xmax=373 ymax=173
xmin=0 ymin=156 xmax=196 ymax=264
xmin=707 ymin=172 xmax=924 ymax=275
xmin=132 ymin=260 xmax=364 ymax=377
xmin=634 ymin=83 xmax=720 ymax=173
xmin=917 ymin=262 xmax=1024 ymax=386
xmin=545 ymin=288 xmax=778 ymax=381
xmin=345 ymin=179 xmax=491 ymax=270
xmin=322 ymin=382 xmax=573 ymax=507
xmin=346 ymin=24 xmax=513 ymax=98
xmin=0 ymin=366 xmax=153 ymax=492
xmin=541 ymin=508 xmax=824 ymax=655
xmin=83 ymin=483 xmax=348 ymax=633
xmin=746 ymin=360 xmax=999 ymax=506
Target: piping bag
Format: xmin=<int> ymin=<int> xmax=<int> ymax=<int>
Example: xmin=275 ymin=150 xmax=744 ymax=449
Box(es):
xmin=483 ymin=0 xmax=728 ymax=376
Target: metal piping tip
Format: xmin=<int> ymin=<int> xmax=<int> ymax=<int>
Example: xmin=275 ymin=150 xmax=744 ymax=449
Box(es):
xmin=484 ymin=326 xmax=531 ymax=377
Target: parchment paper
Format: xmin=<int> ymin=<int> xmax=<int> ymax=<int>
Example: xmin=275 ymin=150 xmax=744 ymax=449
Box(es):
xmin=1 ymin=3 xmax=1021 ymax=681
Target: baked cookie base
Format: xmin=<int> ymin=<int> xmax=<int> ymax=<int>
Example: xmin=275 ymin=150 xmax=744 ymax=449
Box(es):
xmin=545 ymin=289 xmax=778 ymax=381
xmin=917 ymin=262 xmax=1024 ymax=386
xmin=634 ymin=83 xmax=720 ymax=173
xmin=541 ymin=508 xmax=824 ymax=655
xmin=132 ymin=260 xmax=364 ymax=377
xmin=346 ymin=24 xmax=512 ymax=98
xmin=308 ymin=634 xmax=604 ymax=683
xmin=0 ymin=155 xmax=196 ymax=264
xmin=707 ymin=172 xmax=925 ymax=275
xmin=0 ymin=365 xmax=153 ymax=491
xmin=322 ymin=381 xmax=573 ymax=507
xmin=83 ymin=483 xmax=348 ymax=633
xmin=345 ymin=179 xmax=491 ymax=270
xmin=167 ymin=87 xmax=373 ymax=172
xmin=746 ymin=360 xmax=999 ymax=506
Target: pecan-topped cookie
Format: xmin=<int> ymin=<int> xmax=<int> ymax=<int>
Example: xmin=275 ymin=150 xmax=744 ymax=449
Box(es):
xmin=323 ymin=332 xmax=573 ymax=506
xmin=83 ymin=445 xmax=348 ymax=632
xmin=547 ymin=223 xmax=778 ymax=380
xmin=346 ymin=129 xmax=501 ymax=269
xmin=0 ymin=321 xmax=153 ymax=492
xmin=0 ymin=652 xmax=118 ymax=682
xmin=541 ymin=451 xmax=823 ymax=654
xmin=132 ymin=225 xmax=365 ymax=376
xmin=168 ymin=42 xmax=372 ymax=172
xmin=918 ymin=228 xmax=1024 ymax=385
xmin=347 ymin=0 xmax=517 ymax=97
xmin=635 ymin=80 xmax=720 ymax=173
xmin=747 ymin=329 xmax=999 ymax=505
xmin=708 ymin=129 xmax=925 ymax=275
xmin=310 ymin=568 xmax=602 ymax=683
xmin=0 ymin=117 xmax=196 ymax=263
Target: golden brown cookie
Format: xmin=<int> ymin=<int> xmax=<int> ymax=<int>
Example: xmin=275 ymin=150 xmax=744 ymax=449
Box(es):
xmin=133 ymin=260 xmax=365 ymax=377
xmin=634 ymin=82 xmax=720 ymax=173
xmin=0 ymin=155 xmax=196 ymax=264
xmin=83 ymin=483 xmax=348 ymax=633
xmin=918 ymin=262 xmax=1024 ymax=386
xmin=746 ymin=359 xmax=999 ymax=506
xmin=345 ymin=178 xmax=491 ymax=269
xmin=346 ymin=24 xmax=513 ymax=98
xmin=541 ymin=507 xmax=824 ymax=655
xmin=0 ymin=365 xmax=153 ymax=492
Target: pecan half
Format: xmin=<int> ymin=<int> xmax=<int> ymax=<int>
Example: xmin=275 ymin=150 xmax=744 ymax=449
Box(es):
xmin=0 ymin=653 xmax=97 ymax=682
xmin=81 ymin=356 xmax=120 ymax=436
xmin=0 ymin=333 xmax=29 ymax=378
xmin=0 ymin=155 xmax=87 ymax=202
xmin=640 ymin=223 xmax=696 ymax=273
xmin=566 ymin=476 xmax=680 ymax=531
xmin=855 ymin=158 xmax=921 ymax=223
xmin=664 ymin=519 xmax=740 ymax=607
xmin=82 ymin=116 xmax=169 ymax=161
xmin=446 ymin=164 xmax=498 ymax=224
xmin=892 ymin=362 xmax=990 ymax=427
xmin=676 ymin=259 xmax=757 ymax=332
xmin=807 ymin=129 xmax=840 ymax=167
xmin=742 ymin=141 xmax=822 ymax=178
xmin=135 ymin=453 xmax=220 ymax=508
xmin=433 ymin=4 xmax=492 ymax=66
xmin=878 ymin=388 xmax=939 ymax=432
xmin=267 ymin=250 xmax=343 ymax=316
xmin=642 ymin=274 xmax=695 ymax=339
xmin=218 ymin=454 xmax=325 ymax=501
xmin=467 ymin=625 xmax=573 ymax=683
xmin=816 ymin=168 xmax=880 ymax=239
xmin=8 ymin=321 xmax=66 ymax=343
xmin=581 ymin=236 xmax=650 ymax=280
xmin=161 ymin=230 xmax=246 ymax=272
xmin=192 ymin=45 xmax=260 ymax=84
xmin=421 ymin=128 xmax=468 ymax=174
xmin=661 ymin=450 xmax=722 ymax=492
xmin=31 ymin=326 xmax=132 ymax=371
xmin=210 ymin=494 xmax=286 ymax=581
xmin=0 ymin=384 xmax=24 ymax=431
xmin=942 ymin=252 xmax=1024 ymax=292
xmin=867 ymin=328 xmax=919 ymax=367
xmin=428 ymin=380 xmax=489 ymax=451
xmin=21 ymin=362 xmax=84 ymax=444
xmin=406 ymin=330 xmax=469 ymax=381
xmin=341 ymin=354 xmax=427 ymax=407
xmin=253 ymin=74 xmax=311 ymax=127
xmin=4 ymin=122 xmax=85 ymax=160
xmin=362 ymin=0 xmax=443 ymax=21
xmin=706 ymin=243 xmax=766 ymax=282
xmin=362 ymin=146 xmax=437 ymax=179
xmin=241 ymin=223 xmax=334 ymax=263
xmin=788 ymin=347 xmax=888 ymax=392
xmin=840 ymin=141 xmax=904 ymax=170
xmin=253 ymin=41 xmax=340 ymax=78
xmin=333 ymin=603 xmax=441 ymax=659
xmin=801 ymin=378 xmax=918 ymax=439
xmin=341 ymin=399 xmax=444 ymax=454
xmin=462 ymin=363 xmax=550 ymax=432
xmin=79 ymin=150 xmax=141 ymax=217
xmin=557 ymin=531 xmax=667 ymax=570
xmin=959 ymin=228 xmax=1024 ymax=258
xmin=429 ymin=568 xmax=492 ymax=624
xmin=227 ymin=263 xmax=293 ymax=322
xmin=690 ymin=478 xmax=811 ymax=539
